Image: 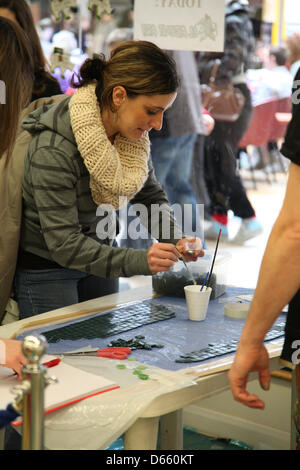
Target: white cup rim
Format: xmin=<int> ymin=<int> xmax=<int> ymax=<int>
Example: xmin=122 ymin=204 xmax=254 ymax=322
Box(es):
xmin=184 ymin=285 xmax=212 ymax=293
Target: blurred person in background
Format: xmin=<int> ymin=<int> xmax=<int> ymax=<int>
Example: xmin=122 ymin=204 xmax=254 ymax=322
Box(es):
xmin=197 ymin=0 xmax=262 ymax=244
xmin=247 ymin=45 xmax=293 ymax=105
xmin=150 ymin=50 xmax=206 ymax=242
xmin=190 ymin=109 xmax=215 ymax=222
xmin=89 ymin=0 xmax=133 ymax=55
xmin=0 ymin=0 xmax=62 ymax=101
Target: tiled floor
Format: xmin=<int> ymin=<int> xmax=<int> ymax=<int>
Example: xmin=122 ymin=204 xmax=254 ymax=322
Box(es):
xmin=121 ymin=169 xmax=288 ymax=292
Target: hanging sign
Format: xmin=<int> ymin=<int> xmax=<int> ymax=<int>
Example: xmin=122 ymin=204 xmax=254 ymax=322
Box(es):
xmin=133 ymin=0 xmax=225 ymax=52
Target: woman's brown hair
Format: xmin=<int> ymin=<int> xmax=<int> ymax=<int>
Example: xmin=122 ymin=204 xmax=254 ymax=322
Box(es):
xmin=73 ymin=41 xmax=179 ymax=111
xmin=0 ymin=17 xmax=34 ymax=161
xmin=0 ymin=0 xmax=57 ymax=96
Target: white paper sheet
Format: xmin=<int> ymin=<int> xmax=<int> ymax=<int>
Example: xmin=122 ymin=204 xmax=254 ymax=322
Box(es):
xmin=0 ymin=355 xmax=118 ymax=421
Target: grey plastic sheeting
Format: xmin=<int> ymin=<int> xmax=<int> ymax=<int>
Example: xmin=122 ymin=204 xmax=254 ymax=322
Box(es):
xmin=17 ymin=287 xmax=286 ymax=372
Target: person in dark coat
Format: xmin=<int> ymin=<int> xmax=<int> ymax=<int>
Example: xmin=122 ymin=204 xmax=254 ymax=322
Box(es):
xmin=197 ymin=0 xmax=262 ymax=244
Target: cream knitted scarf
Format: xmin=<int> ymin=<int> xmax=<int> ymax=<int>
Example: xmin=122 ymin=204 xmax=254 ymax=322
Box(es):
xmin=69 ymin=84 xmax=150 ymax=209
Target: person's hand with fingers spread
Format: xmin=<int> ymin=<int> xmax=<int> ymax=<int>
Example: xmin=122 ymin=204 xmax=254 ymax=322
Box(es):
xmin=0 ymin=338 xmax=28 ymax=379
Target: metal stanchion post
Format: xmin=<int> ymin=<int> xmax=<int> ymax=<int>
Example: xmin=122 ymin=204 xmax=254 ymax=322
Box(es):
xmin=11 ymin=335 xmax=56 ymax=450
xmin=22 ymin=335 xmax=47 ymax=450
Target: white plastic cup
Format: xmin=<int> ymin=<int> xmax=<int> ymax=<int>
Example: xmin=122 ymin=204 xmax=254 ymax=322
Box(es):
xmin=184 ymin=285 xmax=212 ymax=321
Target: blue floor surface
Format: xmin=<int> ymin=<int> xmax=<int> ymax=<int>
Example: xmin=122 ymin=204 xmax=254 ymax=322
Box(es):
xmin=106 ymin=426 xmax=252 ymax=451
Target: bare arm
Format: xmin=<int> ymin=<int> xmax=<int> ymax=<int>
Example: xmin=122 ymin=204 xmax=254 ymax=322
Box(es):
xmin=229 ymin=162 xmax=300 ymax=408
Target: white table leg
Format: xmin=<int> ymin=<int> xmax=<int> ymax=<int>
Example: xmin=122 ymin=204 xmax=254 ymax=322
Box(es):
xmin=124 ymin=417 xmax=159 ymax=450
xmin=159 ymin=410 xmax=183 ymax=450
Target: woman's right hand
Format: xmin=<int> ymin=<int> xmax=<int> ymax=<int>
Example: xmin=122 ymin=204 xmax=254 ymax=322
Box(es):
xmin=147 ymin=242 xmax=179 ymax=275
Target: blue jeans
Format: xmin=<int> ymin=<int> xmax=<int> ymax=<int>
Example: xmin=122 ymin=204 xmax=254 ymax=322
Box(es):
xmin=14 ymin=267 xmax=119 ymax=319
xmin=150 ymin=134 xmax=202 ymax=237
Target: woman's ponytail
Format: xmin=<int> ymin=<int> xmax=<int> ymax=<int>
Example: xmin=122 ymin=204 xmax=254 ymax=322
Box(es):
xmin=71 ymin=55 xmax=106 ymax=88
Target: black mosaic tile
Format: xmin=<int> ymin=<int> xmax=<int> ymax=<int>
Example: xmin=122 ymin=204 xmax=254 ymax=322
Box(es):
xmin=175 ymin=322 xmax=286 ymax=363
xmin=42 ymin=301 xmax=176 ymax=343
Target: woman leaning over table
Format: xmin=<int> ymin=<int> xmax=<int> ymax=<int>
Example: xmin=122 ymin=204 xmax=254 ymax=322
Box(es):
xmin=14 ymin=40 xmax=203 ymax=319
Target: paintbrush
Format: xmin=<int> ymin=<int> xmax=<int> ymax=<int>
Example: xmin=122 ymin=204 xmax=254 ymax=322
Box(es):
xmin=175 ymin=248 xmax=196 ymax=285
xmin=206 ymin=229 xmax=222 ymax=288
